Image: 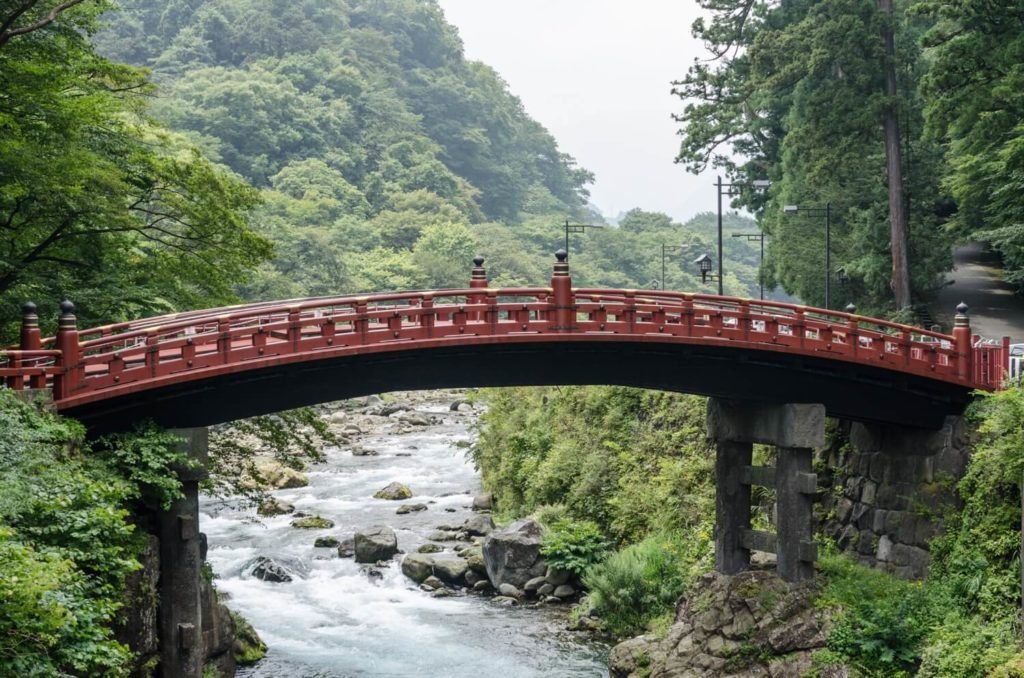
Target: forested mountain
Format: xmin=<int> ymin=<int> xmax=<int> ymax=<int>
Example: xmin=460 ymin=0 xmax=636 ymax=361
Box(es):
xmin=674 ymin=0 xmax=1024 ymax=314
xmin=88 ymin=0 xmax=767 ymax=305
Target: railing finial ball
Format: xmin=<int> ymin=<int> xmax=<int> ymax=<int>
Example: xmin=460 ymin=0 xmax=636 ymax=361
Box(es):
xmin=473 ymin=255 xmax=485 ymax=267
xmin=555 ymin=249 xmax=568 ymax=263
xmin=956 ymin=301 xmax=969 ymax=316
xmin=845 ymin=302 xmax=856 ymax=314
xmin=22 ymin=301 xmax=37 ymax=315
xmin=60 ymin=300 xmax=75 ymax=316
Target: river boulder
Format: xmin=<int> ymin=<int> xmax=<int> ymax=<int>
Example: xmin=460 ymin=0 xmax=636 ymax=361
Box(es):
xmin=354 ymin=525 xmax=398 ymax=563
xmin=396 ymin=503 xmax=428 ymax=515
xmin=432 ymin=557 xmax=469 ymax=585
xmin=462 ymin=513 xmax=494 ymax=536
xmin=482 ymin=518 xmax=547 ymax=589
xmin=472 ymin=493 xmax=493 ymax=511
xmin=256 ymin=498 xmax=294 ymax=517
xmin=373 ymin=482 xmax=413 ymax=500
xmin=401 ymin=554 xmax=434 ymax=583
xmin=254 ymin=461 xmax=308 ymax=490
xmin=247 ymin=557 xmax=293 ymax=583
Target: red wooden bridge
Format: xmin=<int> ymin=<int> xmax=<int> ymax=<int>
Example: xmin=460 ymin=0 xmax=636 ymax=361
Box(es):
xmin=1 ymin=252 xmax=1013 ymax=431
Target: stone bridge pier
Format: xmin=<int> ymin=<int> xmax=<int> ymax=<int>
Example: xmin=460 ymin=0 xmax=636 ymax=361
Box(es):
xmin=708 ymin=399 xmax=825 ymax=582
xmin=159 ymin=428 xmax=208 ymax=678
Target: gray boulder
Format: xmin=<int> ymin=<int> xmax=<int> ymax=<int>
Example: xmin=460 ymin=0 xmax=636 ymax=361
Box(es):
xmin=396 ymin=503 xmax=428 ymax=515
xmin=354 ymin=526 xmax=398 ymax=563
xmin=524 ymin=576 xmax=547 ymax=593
xmin=401 ymin=554 xmax=434 ymax=584
xmin=482 ymin=518 xmax=547 ymax=589
xmin=247 ymin=557 xmax=293 ymax=583
xmin=462 ymin=513 xmax=494 ymax=536
xmin=432 ymin=557 xmax=469 ymax=585
xmin=554 ymin=584 xmax=576 ymax=598
xmin=337 ymin=537 xmax=355 ymax=558
xmin=472 ymin=493 xmax=493 ymax=511
xmin=498 ymin=583 xmax=522 ymax=599
xmin=373 ymin=482 xmax=412 ymax=500
xmin=256 ymin=498 xmax=294 ymax=517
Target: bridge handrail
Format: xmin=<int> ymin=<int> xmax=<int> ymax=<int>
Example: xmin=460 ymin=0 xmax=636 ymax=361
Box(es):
xmin=0 ymin=255 xmax=1009 ymax=403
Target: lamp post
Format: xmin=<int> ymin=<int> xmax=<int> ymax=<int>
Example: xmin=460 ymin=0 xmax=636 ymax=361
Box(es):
xmin=732 ymin=232 xmax=766 ymax=300
xmin=660 ymin=243 xmax=692 ymax=291
xmin=694 ymin=253 xmax=718 ymax=286
xmin=562 ymin=219 xmax=604 ymax=261
xmin=783 ymin=202 xmax=832 ymax=309
xmin=716 ymin=177 xmax=771 ymax=296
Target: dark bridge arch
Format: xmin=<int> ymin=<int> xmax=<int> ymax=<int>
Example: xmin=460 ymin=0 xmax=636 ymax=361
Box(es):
xmin=1 ymin=254 xmax=1011 ymax=432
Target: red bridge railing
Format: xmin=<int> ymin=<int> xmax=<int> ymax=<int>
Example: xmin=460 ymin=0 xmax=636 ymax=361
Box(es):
xmin=0 ymin=253 xmax=1013 ymax=407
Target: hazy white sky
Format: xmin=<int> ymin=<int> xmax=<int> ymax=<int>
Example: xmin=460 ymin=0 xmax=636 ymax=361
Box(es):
xmin=437 ymin=0 xmax=714 ymax=223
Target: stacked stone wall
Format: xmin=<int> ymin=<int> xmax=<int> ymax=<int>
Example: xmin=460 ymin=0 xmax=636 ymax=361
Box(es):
xmin=816 ymin=416 xmax=971 ymax=579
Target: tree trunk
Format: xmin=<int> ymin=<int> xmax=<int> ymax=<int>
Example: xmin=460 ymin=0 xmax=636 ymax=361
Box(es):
xmin=879 ymin=0 xmax=911 ymax=310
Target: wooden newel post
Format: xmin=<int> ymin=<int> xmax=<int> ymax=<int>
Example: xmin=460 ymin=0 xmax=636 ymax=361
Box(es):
xmin=952 ymin=302 xmax=972 ymax=381
xmin=54 ymin=301 xmax=80 ymax=400
xmin=550 ymin=249 xmax=574 ymax=332
xmin=10 ymin=302 xmax=41 ymax=390
xmin=469 ymin=255 xmax=488 ymax=322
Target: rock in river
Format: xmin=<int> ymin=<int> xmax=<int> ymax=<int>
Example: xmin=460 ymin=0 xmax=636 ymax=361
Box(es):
xmin=462 ymin=513 xmax=494 ymax=536
xmin=354 ymin=525 xmax=398 ymax=563
xmin=373 ymin=482 xmax=413 ymax=500
xmin=401 ymin=554 xmax=434 ymax=583
xmin=483 ymin=518 xmax=547 ymax=589
xmin=257 ymin=498 xmax=295 ymax=517
xmin=247 ymin=557 xmax=293 ymax=583
xmin=396 ymin=503 xmax=428 ymax=515
xmin=432 ymin=557 xmax=469 ymax=585
xmin=291 ymin=515 xmax=334 ymax=529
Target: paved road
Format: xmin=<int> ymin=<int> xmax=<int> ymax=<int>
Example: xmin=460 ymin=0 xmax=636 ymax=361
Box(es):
xmin=933 ymin=243 xmax=1024 ymax=342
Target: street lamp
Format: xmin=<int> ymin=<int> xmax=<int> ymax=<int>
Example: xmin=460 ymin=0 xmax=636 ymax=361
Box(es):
xmin=732 ymin=232 xmax=766 ymax=300
xmin=562 ymin=219 xmax=604 ymax=261
xmin=694 ymin=253 xmax=718 ymax=285
xmin=660 ymin=242 xmax=692 ymax=291
xmin=716 ymin=177 xmax=771 ymax=296
xmin=783 ymin=203 xmax=833 ymax=309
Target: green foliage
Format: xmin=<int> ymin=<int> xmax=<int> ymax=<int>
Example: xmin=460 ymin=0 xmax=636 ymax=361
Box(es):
xmin=584 ymin=532 xmax=707 ymax=637
xmin=0 ymin=1 xmax=270 ymax=339
xmin=473 ymin=386 xmax=715 ymax=542
xmin=917 ymin=614 xmax=1019 ymax=678
xmin=929 ymin=385 xmax=1024 ymax=620
xmin=95 ymin=424 xmax=199 ymax=510
xmin=817 ymin=553 xmax=947 ymax=675
xmin=540 ymin=519 xmax=609 ymax=578
xmin=676 ymin=0 xmax=951 ymax=313
xmin=0 ymin=390 xmax=173 ymax=676
xmin=917 ymin=1 xmax=1024 ymax=291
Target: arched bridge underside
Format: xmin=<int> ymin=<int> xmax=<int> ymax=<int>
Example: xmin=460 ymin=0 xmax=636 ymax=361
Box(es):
xmin=2 ymin=256 xmax=1012 ymax=432
xmin=64 ymin=337 xmax=972 ymax=432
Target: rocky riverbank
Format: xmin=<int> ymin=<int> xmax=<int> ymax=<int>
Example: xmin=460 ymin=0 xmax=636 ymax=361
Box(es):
xmin=608 ymin=568 xmax=843 ymax=678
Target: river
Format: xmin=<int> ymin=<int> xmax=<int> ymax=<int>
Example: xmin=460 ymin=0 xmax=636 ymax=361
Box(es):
xmin=199 ymin=391 xmax=610 ymax=677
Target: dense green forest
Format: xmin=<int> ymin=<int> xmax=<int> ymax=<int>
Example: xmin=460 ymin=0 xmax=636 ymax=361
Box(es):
xmin=676 ymin=0 xmax=1024 ymax=313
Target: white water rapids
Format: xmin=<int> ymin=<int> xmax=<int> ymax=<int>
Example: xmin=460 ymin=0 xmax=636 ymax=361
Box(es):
xmin=200 ymin=394 xmax=609 ymax=677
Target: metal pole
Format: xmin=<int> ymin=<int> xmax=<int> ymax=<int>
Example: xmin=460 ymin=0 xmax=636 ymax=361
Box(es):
xmin=661 ymin=243 xmax=666 ymax=291
xmin=717 ymin=176 xmax=724 ymax=296
xmin=825 ymin=202 xmax=831 ymax=310
xmin=565 ymin=219 xmax=570 ymax=260
xmin=760 ymin=235 xmax=765 ymax=300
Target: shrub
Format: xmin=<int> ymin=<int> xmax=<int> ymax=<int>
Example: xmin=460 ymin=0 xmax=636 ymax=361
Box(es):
xmin=585 ymin=531 xmax=708 ymax=636
xmin=540 ymin=519 xmax=609 ymax=578
xmin=917 ymin=614 xmax=1018 ymax=677
xmin=817 ymin=554 xmax=946 ymax=675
